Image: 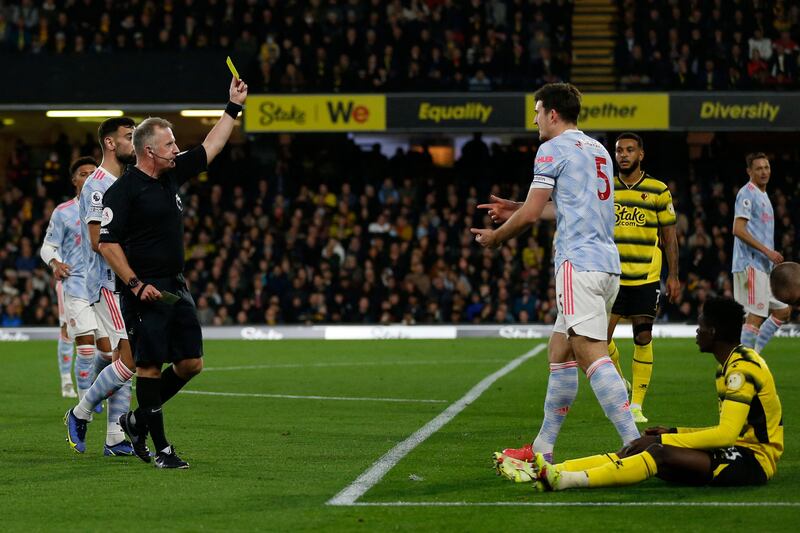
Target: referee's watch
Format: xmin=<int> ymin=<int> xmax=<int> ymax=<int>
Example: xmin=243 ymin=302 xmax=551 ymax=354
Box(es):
xmin=127 ymin=277 xmax=141 ymax=290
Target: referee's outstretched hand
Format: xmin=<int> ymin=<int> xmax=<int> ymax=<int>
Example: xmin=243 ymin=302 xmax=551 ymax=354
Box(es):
xmin=138 ymin=284 xmax=162 ymax=302
xmin=229 ymin=76 xmax=248 ymax=105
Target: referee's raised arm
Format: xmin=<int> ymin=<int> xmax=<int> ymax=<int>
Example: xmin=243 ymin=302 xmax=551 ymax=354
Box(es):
xmin=201 ymin=76 xmax=248 ymax=164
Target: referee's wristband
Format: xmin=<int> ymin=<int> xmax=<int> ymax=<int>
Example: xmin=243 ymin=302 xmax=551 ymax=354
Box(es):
xmin=225 ymin=101 xmax=243 ymax=119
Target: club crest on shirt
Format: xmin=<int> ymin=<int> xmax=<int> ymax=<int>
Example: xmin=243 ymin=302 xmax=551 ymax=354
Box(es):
xmin=175 ymin=194 xmax=183 ymax=211
xmin=101 ymin=207 xmax=113 ymax=226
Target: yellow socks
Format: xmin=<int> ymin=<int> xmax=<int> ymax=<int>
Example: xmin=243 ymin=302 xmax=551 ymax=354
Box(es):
xmin=585 ymin=451 xmax=658 ymax=488
xmin=608 ymin=339 xmax=624 ymax=377
xmin=631 ymin=341 xmax=654 ymax=408
xmin=558 ymin=453 xmax=620 ymax=472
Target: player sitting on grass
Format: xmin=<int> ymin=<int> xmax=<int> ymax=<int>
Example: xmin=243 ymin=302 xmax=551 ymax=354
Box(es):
xmin=495 ymin=297 xmax=783 ymax=491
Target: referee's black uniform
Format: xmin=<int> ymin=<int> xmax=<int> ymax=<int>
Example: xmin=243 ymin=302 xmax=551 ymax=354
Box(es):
xmin=100 ymin=145 xmax=206 ymax=469
xmin=100 ymin=146 xmax=206 ymax=362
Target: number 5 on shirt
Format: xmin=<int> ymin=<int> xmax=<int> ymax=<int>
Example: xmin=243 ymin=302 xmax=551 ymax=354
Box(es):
xmin=596 ymin=156 xmax=611 ymax=201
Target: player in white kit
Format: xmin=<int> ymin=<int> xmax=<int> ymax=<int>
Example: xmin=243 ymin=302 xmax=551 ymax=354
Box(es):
xmin=64 ymin=118 xmax=139 ymax=456
xmin=471 ymin=83 xmax=640 ymax=465
xmin=53 ymin=280 xmax=76 ymax=397
xmin=42 ymin=158 xmax=101 ymax=399
xmin=732 ymin=152 xmax=789 ymax=353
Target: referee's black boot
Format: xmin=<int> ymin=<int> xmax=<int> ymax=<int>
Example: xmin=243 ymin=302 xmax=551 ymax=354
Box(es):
xmin=154 ymin=446 xmax=189 ymax=469
xmin=119 ymin=411 xmax=152 ymax=463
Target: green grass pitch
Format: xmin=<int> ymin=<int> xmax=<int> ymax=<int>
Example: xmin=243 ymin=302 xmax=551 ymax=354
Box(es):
xmin=0 ymin=337 xmax=798 ymax=531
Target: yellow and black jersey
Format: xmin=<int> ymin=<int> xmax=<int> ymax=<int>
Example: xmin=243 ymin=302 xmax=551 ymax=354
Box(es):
xmin=613 ymin=173 xmax=676 ymax=286
xmin=661 ymin=346 xmax=783 ymax=479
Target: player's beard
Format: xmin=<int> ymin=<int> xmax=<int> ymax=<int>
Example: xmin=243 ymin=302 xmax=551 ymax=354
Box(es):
xmin=620 ymin=158 xmax=640 ymax=178
xmin=118 ymin=151 xmax=137 ymax=165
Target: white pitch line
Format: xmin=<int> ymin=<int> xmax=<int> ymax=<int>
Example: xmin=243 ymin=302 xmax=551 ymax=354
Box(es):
xmin=347 ymin=501 xmax=800 ymax=508
xmin=327 ymin=343 xmax=547 ymax=506
xmin=180 ymin=389 xmax=447 ymax=404
xmin=203 ymin=359 xmax=509 ymax=372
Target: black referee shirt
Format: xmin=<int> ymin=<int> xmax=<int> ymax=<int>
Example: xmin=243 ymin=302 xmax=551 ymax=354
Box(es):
xmin=99 ymin=145 xmax=207 ymax=278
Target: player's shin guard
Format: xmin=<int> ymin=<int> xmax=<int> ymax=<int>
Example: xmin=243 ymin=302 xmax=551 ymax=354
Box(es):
xmin=755 ymin=316 xmax=782 ymax=353
xmin=58 ymin=335 xmax=74 ymax=383
xmin=741 ymin=324 xmax=759 ymax=349
xmin=75 ymin=345 xmax=96 ymax=400
xmin=586 ymin=357 xmax=640 ymax=445
xmin=533 ymin=362 xmax=579 ymax=461
xmin=631 ymin=341 xmax=653 ymax=408
xmin=585 ymin=450 xmax=657 ymax=488
xmin=106 ymin=361 xmax=133 ymax=446
xmin=137 ymin=377 xmax=169 ymax=452
xmin=74 ymin=359 xmax=132 ymax=420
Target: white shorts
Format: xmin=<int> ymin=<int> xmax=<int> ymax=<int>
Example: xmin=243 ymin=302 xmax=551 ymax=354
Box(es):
xmin=553 ymin=261 xmax=619 ymax=341
xmin=92 ymin=287 xmax=128 ymax=349
xmin=64 ymin=292 xmax=109 ymax=339
xmin=733 ymin=267 xmax=788 ymax=318
xmin=57 ymin=280 xmax=66 ymax=327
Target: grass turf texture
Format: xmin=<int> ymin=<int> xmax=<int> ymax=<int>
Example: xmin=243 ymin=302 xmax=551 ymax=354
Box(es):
xmin=0 ymin=338 xmax=797 ymax=532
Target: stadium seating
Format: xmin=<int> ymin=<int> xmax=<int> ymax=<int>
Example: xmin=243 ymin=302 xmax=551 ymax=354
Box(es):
xmin=2 ymin=132 xmax=798 ymax=326
xmin=0 ymin=0 xmax=572 ymax=92
xmin=615 ymin=0 xmax=800 ymax=90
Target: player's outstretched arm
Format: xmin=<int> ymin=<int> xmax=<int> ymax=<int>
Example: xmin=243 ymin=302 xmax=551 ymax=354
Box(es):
xmin=478 ymin=194 xmax=555 ymax=224
xmin=660 ymin=399 xmax=749 ymax=450
xmin=202 ymin=76 xmax=248 ymax=165
xmin=471 ymin=187 xmax=552 ymax=248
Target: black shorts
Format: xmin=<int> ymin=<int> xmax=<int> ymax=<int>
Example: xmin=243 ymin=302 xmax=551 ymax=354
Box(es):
xmin=611 ymin=282 xmax=660 ymax=318
xmin=120 ymin=276 xmax=203 ymax=365
xmin=707 ymin=446 xmax=768 ymax=486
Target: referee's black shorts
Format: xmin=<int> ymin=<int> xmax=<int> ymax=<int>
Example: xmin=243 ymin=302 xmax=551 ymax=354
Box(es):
xmin=611 ymin=281 xmax=660 ymax=318
xmin=120 ymin=275 xmax=203 ymax=365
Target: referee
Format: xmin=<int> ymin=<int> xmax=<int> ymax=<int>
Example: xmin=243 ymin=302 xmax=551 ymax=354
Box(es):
xmin=98 ymin=76 xmax=248 ymax=468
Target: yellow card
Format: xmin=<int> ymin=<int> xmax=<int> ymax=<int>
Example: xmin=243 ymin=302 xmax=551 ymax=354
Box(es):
xmin=226 ymin=56 xmax=240 ymax=79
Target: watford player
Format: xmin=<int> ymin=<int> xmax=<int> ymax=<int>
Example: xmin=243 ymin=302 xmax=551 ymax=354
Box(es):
xmin=497 ymin=297 xmax=783 ymax=491
xmin=607 ymin=133 xmax=680 ymax=423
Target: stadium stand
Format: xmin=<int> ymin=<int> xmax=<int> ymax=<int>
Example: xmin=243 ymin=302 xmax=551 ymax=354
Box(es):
xmin=615 ymin=0 xmax=800 ymax=90
xmin=0 ymin=0 xmax=573 ymax=92
xmin=2 ymin=132 xmax=798 ymax=326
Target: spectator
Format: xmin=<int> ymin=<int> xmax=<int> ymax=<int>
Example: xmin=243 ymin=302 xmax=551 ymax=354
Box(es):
xmin=748 ymin=48 xmax=770 ymax=84
xmin=769 ymin=43 xmax=797 ymax=84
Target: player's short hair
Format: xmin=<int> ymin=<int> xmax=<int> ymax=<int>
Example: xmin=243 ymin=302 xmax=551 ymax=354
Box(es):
xmin=69 ymin=156 xmax=97 ymax=177
xmin=97 ymin=117 xmax=136 ymax=148
xmin=533 ymin=83 xmax=582 ymax=124
xmin=133 ymin=117 xmax=174 ymax=154
xmin=745 ymin=152 xmax=768 ymax=168
xmin=770 ymin=261 xmax=800 ymax=305
xmin=616 ymin=132 xmax=643 ymax=149
xmin=702 ymin=297 xmax=744 ymax=343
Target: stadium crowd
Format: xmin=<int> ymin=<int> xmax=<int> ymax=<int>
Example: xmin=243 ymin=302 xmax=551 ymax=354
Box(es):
xmin=0 ymin=0 xmax=572 ymax=92
xmin=2 ymin=132 xmax=798 ymax=327
xmin=616 ymin=0 xmax=800 ymax=90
